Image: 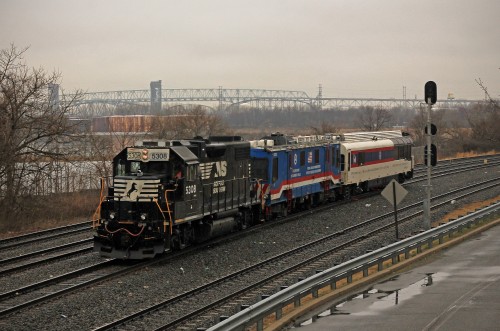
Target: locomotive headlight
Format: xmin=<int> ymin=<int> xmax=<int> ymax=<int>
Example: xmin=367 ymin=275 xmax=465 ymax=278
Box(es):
xmin=142 ymin=149 xmax=149 ymax=160
xmin=109 ymin=212 xmax=116 ymax=220
xmin=140 ymin=213 xmax=147 ymax=221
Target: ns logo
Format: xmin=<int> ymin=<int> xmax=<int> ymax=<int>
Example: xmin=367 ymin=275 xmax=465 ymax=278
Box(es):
xmin=123 ymin=181 xmax=143 ymax=200
xmin=200 ymin=161 xmax=227 ymax=180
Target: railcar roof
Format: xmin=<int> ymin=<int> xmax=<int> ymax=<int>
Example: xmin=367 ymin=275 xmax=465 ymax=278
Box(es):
xmin=340 ymin=130 xmax=404 ymax=142
xmin=341 ymin=139 xmax=394 ymax=150
xmin=249 ymin=130 xmax=405 ymax=151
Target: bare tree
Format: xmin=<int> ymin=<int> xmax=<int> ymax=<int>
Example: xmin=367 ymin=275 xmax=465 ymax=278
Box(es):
xmin=355 ymin=106 xmax=393 ymax=131
xmin=464 ymin=79 xmax=500 ymax=150
xmin=476 ymin=78 xmax=500 ymax=110
xmin=152 ymin=106 xmax=229 ymax=139
xmin=0 ymin=44 xmax=82 ymax=222
xmin=309 ymin=122 xmax=337 ymax=135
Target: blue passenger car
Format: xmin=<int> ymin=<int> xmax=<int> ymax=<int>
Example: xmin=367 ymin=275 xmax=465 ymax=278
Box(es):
xmin=250 ymin=133 xmax=342 ymax=219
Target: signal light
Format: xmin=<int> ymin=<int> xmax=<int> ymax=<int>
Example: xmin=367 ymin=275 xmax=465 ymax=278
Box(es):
xmin=425 ymin=124 xmax=437 ymax=135
xmin=424 ymin=144 xmax=437 ymax=166
xmin=425 ymin=81 xmax=437 ymax=105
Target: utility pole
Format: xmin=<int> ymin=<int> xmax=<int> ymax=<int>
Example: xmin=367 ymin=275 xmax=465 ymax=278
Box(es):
xmin=317 ymin=84 xmax=323 ymax=111
xmin=218 ymin=86 xmax=223 ymax=112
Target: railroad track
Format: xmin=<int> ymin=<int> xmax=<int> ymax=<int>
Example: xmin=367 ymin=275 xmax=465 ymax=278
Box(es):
xmin=91 ymin=177 xmax=500 ymax=330
xmin=0 ymin=239 xmax=93 ymax=277
xmin=0 ymin=220 xmax=92 ymax=250
xmin=413 ymin=153 xmax=499 ymax=176
xmin=1 ymin=154 xmax=495 ymax=257
xmin=0 ymin=216 xmax=299 ymax=319
xmin=0 ymin=257 xmax=167 ymax=318
xmin=411 ymin=158 xmax=500 ymax=182
xmin=0 ymin=156 xmax=497 ymax=329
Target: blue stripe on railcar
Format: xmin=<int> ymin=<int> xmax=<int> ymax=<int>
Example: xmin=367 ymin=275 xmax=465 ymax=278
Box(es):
xmin=250 ymin=143 xmax=341 ymax=208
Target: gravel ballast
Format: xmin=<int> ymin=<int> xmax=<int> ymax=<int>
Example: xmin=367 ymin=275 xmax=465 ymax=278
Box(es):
xmin=0 ymin=166 xmax=498 ymax=331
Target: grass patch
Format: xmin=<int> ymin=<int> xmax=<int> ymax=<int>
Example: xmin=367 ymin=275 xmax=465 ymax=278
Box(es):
xmin=0 ymin=190 xmax=100 ymax=238
xmin=434 ymin=195 xmax=500 ymax=227
xmin=443 ymin=150 xmax=497 ymax=160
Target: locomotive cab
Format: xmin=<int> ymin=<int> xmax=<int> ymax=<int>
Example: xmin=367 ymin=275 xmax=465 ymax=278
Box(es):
xmin=93 ymin=140 xmax=199 ymax=259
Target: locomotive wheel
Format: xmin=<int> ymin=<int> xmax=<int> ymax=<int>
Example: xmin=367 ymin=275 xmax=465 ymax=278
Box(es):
xmin=171 ymin=233 xmax=181 ymax=250
xmin=240 ymin=209 xmax=252 ymax=229
xmin=282 ymin=203 xmax=288 ymax=217
xmin=306 ymin=197 xmax=312 ymax=210
xmin=361 ymin=181 xmax=369 ymax=193
xmin=329 ymin=190 xmax=337 ymax=202
xmin=171 ymin=227 xmax=192 ymax=250
xmin=344 ymin=186 xmax=352 ymax=201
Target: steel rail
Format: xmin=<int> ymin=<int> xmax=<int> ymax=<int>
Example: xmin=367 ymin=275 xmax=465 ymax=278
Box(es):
xmin=412 ymin=155 xmax=500 ymax=176
xmin=407 ymin=161 xmax=500 ymax=183
xmin=91 ymin=178 xmax=499 ymax=331
xmin=152 ymin=182 xmax=500 ymax=330
xmin=0 ymin=246 xmax=93 ymax=277
xmin=208 ymin=202 xmax=500 ymax=331
xmin=1 ymin=157 xmax=496 ymax=325
xmin=0 ymin=238 xmax=93 ymax=266
xmin=0 ymin=223 xmax=92 ymax=250
xmin=0 ymin=154 xmax=494 ymax=249
xmin=0 ymin=257 xmax=164 ymax=318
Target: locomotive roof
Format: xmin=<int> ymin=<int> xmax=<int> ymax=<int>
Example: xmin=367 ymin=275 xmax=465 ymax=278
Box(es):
xmin=170 ymin=145 xmax=199 ymax=163
xmin=250 ymin=130 xmax=407 ymax=151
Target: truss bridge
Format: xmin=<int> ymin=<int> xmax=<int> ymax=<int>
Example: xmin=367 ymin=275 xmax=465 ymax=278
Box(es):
xmin=51 ymin=82 xmax=482 ymax=118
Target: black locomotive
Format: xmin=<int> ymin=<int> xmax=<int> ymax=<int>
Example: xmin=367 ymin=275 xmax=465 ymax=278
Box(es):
xmin=93 ymin=136 xmax=260 ymax=259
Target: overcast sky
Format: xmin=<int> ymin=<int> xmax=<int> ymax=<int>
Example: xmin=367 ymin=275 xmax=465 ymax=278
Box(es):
xmin=2 ymin=0 xmax=499 ymax=100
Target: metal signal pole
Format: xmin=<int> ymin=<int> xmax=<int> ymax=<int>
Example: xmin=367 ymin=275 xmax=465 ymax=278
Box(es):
xmin=424 ymin=100 xmax=432 ymax=228
xmin=423 ymin=81 xmax=437 ymax=229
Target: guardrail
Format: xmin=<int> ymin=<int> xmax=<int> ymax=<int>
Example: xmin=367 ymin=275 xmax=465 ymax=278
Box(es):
xmin=207 ymin=201 xmax=500 ymax=331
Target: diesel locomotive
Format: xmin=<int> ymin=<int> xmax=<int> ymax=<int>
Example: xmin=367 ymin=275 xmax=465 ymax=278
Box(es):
xmin=93 ymin=131 xmax=413 ymax=259
xmin=93 ymin=136 xmax=260 ymax=259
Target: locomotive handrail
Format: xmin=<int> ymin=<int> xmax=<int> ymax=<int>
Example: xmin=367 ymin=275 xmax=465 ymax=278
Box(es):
xmin=152 ymin=197 xmax=169 ymax=234
xmin=92 ymin=177 xmax=108 ymax=229
xmin=163 ymin=189 xmax=175 ymax=234
xmin=253 ymin=178 xmax=266 ymax=209
xmin=207 ymin=201 xmax=500 ymax=331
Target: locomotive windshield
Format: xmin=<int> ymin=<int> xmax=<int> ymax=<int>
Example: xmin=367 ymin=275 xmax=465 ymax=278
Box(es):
xmin=115 ymin=158 xmax=170 ymax=176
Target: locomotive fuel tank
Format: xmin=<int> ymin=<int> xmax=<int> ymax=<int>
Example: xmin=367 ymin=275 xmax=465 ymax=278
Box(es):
xmin=194 ymin=216 xmax=239 ymax=242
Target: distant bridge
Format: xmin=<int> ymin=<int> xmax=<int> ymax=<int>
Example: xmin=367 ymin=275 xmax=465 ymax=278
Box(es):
xmin=52 ymin=83 xmax=482 ymax=118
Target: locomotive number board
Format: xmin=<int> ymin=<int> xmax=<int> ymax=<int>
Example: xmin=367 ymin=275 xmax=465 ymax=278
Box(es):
xmin=127 ymin=148 xmax=170 ymax=162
